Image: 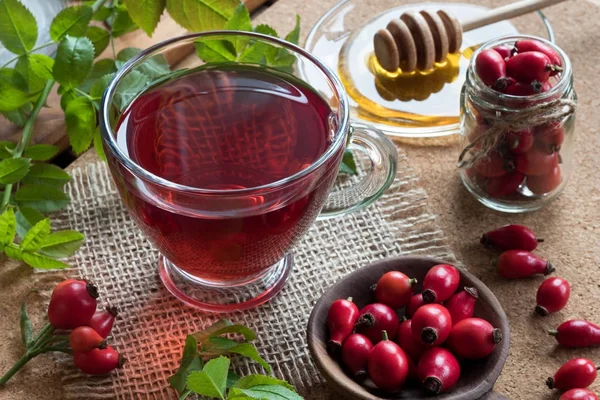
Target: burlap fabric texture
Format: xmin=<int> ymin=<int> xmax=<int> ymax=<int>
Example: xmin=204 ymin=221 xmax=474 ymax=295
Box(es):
xmin=50 ymin=150 xmax=454 ymax=399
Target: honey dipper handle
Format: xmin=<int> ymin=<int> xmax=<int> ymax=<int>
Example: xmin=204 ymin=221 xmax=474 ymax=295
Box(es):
xmin=461 ymin=0 xmax=569 ymax=32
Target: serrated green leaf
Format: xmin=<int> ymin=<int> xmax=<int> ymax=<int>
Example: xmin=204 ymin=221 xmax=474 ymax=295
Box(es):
xmin=50 ymin=5 xmax=93 ymax=42
xmin=92 ymin=5 xmax=112 ymax=21
xmin=93 ymin=127 xmax=107 ymax=162
xmin=0 ymin=78 xmax=30 ymax=112
xmin=59 ymin=89 xmax=77 ymax=112
xmin=186 ymin=356 xmax=229 ymax=399
xmin=111 ymin=6 xmax=138 ymax=38
xmin=0 ymin=157 xmax=30 ymax=184
xmin=65 ymin=97 xmax=95 ymax=154
xmin=38 ymin=230 xmax=84 ymax=258
xmin=0 ymin=208 xmax=16 ymax=246
xmin=15 ymin=55 xmax=45 ymax=93
xmin=15 ymin=206 xmax=44 ymax=238
xmin=89 ymin=72 xmax=115 ymax=100
xmin=20 ymin=218 xmax=50 ymax=252
xmin=0 ymin=140 xmax=16 ymax=158
xmin=339 ymin=149 xmax=357 ymax=175
xmin=79 ymin=59 xmax=116 ymax=93
xmin=19 ymin=293 xmax=33 ymax=347
xmin=285 ymin=15 xmax=301 ymax=45
xmin=0 ymin=0 xmax=38 ymax=55
xmin=27 ymin=54 xmax=54 ymax=80
xmin=254 ymin=25 xmax=279 ymax=64
xmin=23 ymin=144 xmax=58 ymax=161
xmin=224 ymin=4 xmax=251 ymax=53
xmin=2 ymin=108 xmax=28 ymax=127
xmin=237 ymin=42 xmax=268 ymax=63
xmin=229 ymin=385 xmax=302 ymax=400
xmin=192 ymin=319 xmax=256 ymax=344
xmin=232 ymin=375 xmax=295 ymax=391
xmin=166 ymin=0 xmax=239 ymax=31
xmin=15 ymin=185 xmax=70 ymax=213
xmin=116 ymin=48 xmax=170 ymax=79
xmin=4 ymin=243 xmax=22 ymax=260
xmin=22 ymin=252 xmax=70 ymax=270
xmin=195 ymin=39 xmax=236 ymax=63
xmin=53 ymin=36 xmax=95 ymax=89
xmin=169 ymin=335 xmax=203 ymax=394
xmin=113 ymin=70 xmax=147 ymax=110
xmin=229 ymin=343 xmax=271 ymax=373
xmin=123 ymin=0 xmax=165 ymax=36
xmin=0 ymin=66 xmax=27 ymax=90
xmin=85 ymin=26 xmax=110 ymax=58
xmin=23 ymin=163 xmax=70 ymax=186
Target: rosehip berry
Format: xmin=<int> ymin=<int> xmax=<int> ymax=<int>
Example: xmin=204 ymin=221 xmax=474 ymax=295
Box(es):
xmin=481 ymin=224 xmax=542 ymax=251
xmin=560 ymin=389 xmax=599 ymax=400
xmin=515 ymin=39 xmax=562 ymax=75
xmin=497 ymin=250 xmax=554 ymax=279
xmin=48 ymin=279 xmax=99 ymax=329
xmin=444 ymin=287 xmax=478 ymax=324
xmin=375 ymin=271 xmax=417 ymax=309
xmin=396 ymin=319 xmax=427 ymax=361
xmin=505 ymin=80 xmax=544 ymax=96
xmin=69 ymin=326 xmax=106 ymax=352
xmin=515 ymin=147 xmax=558 ymax=176
xmin=547 ymin=358 xmax=598 ymax=391
xmin=549 ymin=320 xmax=600 ymax=347
xmin=447 ymin=318 xmax=502 ymax=359
xmin=406 ymin=294 xmax=425 ymax=318
xmin=327 ymin=297 xmax=359 ymax=354
xmin=475 ymin=49 xmax=507 ymax=88
xmin=417 ymin=347 xmax=460 ymax=394
xmin=341 ymin=333 xmax=373 ymax=381
xmin=536 ymin=122 xmax=565 ymax=152
xmin=485 ymin=171 xmax=525 ymax=197
xmin=422 ymin=264 xmax=460 ymax=303
xmin=506 ymin=129 xmax=534 ymax=154
xmin=536 ymin=277 xmax=570 ymax=316
xmin=492 ymin=45 xmax=512 ymax=60
xmin=87 ymin=306 xmax=118 ymax=339
xmin=368 ymin=331 xmax=409 ymax=392
xmin=73 ymin=345 xmax=125 ymax=375
xmin=474 ymin=151 xmax=509 ymax=178
xmin=356 ymin=303 xmax=399 ymax=343
xmin=507 ymin=51 xmax=560 ymax=84
xmin=411 ymin=304 xmax=452 ymax=346
xmin=527 ymin=165 xmax=562 ymax=195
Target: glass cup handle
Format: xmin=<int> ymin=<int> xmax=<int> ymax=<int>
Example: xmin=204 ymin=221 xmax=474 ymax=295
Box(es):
xmin=318 ymin=122 xmax=398 ymax=220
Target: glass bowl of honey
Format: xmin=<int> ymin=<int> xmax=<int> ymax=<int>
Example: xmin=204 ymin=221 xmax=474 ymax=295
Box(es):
xmin=304 ymin=0 xmax=555 ymax=138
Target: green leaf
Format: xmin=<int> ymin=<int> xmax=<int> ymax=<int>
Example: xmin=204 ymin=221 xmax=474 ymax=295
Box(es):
xmin=116 ymin=48 xmax=170 ymax=79
xmin=22 ymin=252 xmax=70 ymax=270
xmin=285 ymin=16 xmax=301 ymax=45
xmin=53 ymin=35 xmax=95 ymax=89
xmin=0 ymin=67 xmax=27 ymax=91
xmin=0 ymin=78 xmax=30 ymax=112
xmin=93 ymin=127 xmax=107 ymax=162
xmin=2 ymin=108 xmax=28 ymax=127
xmin=59 ymin=89 xmax=77 ymax=112
xmin=0 ymin=0 xmax=38 ymax=55
xmin=0 ymin=157 xmax=30 ymax=184
xmin=27 ymin=54 xmax=55 ymax=80
xmin=38 ymin=230 xmax=84 ymax=258
xmin=92 ymin=5 xmax=112 ymax=21
xmin=111 ymin=6 xmax=138 ymax=38
xmin=15 ymin=206 xmax=44 ymax=238
xmin=224 ymin=4 xmax=251 ymax=53
xmin=23 ymin=163 xmax=71 ymax=186
xmin=113 ymin=70 xmax=147 ymax=110
xmin=20 ymin=218 xmax=50 ymax=252
xmin=192 ymin=319 xmax=256 ymax=344
xmin=229 ymin=385 xmax=303 ymax=400
xmin=195 ymin=39 xmax=236 ymax=63
xmin=123 ymin=0 xmax=165 ymax=36
xmin=166 ymin=0 xmax=239 ymax=31
xmin=23 ymin=144 xmax=59 ymax=161
xmin=65 ymin=97 xmax=96 ymax=154
xmin=254 ymin=25 xmax=279 ymax=63
xmin=79 ymin=59 xmax=116 ymax=93
xmin=85 ymin=26 xmax=110 ymax=58
xmin=15 ymin=184 xmax=70 ymax=213
xmin=15 ymin=55 xmax=45 ymax=93
xmin=4 ymin=243 xmax=22 ymax=260
xmin=0 ymin=208 xmax=16 ymax=247
xmin=229 ymin=343 xmax=271 ymax=373
xmin=19 ymin=293 xmax=33 ymax=347
xmin=169 ymin=335 xmax=203 ymax=394
xmin=232 ymin=375 xmax=295 ymax=391
xmin=50 ymin=5 xmax=93 ymax=42
xmin=339 ymin=149 xmax=357 ymax=175
xmin=186 ymin=356 xmax=229 ymax=399
xmin=0 ymin=140 xmax=16 ymax=158
xmin=89 ymin=73 xmax=115 ymax=100
xmin=226 ymin=370 xmax=240 ymax=389
xmin=237 ymin=42 xmax=268 ymax=63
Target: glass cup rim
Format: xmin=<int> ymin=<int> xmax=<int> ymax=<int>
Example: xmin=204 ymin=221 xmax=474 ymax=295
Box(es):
xmin=100 ymin=30 xmax=350 ymax=195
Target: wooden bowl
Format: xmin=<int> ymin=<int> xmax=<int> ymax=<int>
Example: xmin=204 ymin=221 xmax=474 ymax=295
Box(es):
xmin=306 ymin=256 xmax=510 ymax=400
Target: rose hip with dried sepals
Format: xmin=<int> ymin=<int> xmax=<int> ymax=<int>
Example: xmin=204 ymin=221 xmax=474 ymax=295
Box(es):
xmin=485 ymin=171 xmax=525 ymax=197
xmin=447 ymin=318 xmax=502 ymax=359
xmin=527 ymin=165 xmax=562 ymax=195
xmin=69 ymin=326 xmax=106 ymax=352
xmin=87 ymin=306 xmax=119 ymax=339
xmin=406 ymin=293 xmax=425 ymax=318
xmin=48 ymin=279 xmax=99 ymax=329
xmin=549 ymin=320 xmax=600 ymax=347
xmin=73 ymin=345 xmax=125 ymax=375
xmin=497 ymin=250 xmax=554 ymax=279
xmin=327 ymin=297 xmax=359 ymax=354
xmin=515 ymin=39 xmax=562 ymax=75
xmin=506 ymin=129 xmax=534 ymax=154
xmin=507 ymin=51 xmax=561 ymax=84
xmin=445 ymin=287 xmax=478 ymax=324
xmin=396 ymin=319 xmax=427 ymax=361
xmin=561 ymin=389 xmax=599 ymax=400
xmin=481 ymin=224 xmax=543 ymax=251
xmin=411 ymin=304 xmax=452 ymax=346
xmin=546 ymin=358 xmax=598 ymax=391
xmin=422 ymin=264 xmax=460 ymax=303
xmin=536 ymin=122 xmax=565 ymax=152
xmin=375 ymin=271 xmax=417 ymax=309
xmin=536 ymin=277 xmax=570 ymax=316
xmin=368 ymin=330 xmax=409 ymax=392
xmin=475 ymin=49 xmax=507 ymax=88
xmin=356 ymin=303 xmax=399 ymax=343
xmin=341 ymin=333 xmax=373 ymax=381
xmin=417 ymin=347 xmax=460 ymax=394
xmin=505 ymin=80 xmax=544 ymax=96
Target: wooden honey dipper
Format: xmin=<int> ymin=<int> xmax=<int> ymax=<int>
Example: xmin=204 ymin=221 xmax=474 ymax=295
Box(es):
xmin=374 ymin=0 xmax=568 ymax=73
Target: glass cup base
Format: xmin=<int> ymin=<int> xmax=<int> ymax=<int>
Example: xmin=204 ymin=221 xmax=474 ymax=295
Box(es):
xmin=158 ymin=254 xmax=293 ymax=312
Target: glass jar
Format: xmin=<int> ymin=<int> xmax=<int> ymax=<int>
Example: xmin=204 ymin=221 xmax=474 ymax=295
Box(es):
xmin=458 ymin=35 xmax=576 ymax=213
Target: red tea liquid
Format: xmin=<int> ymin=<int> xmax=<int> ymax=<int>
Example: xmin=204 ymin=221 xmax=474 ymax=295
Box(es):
xmin=114 ymin=64 xmax=339 ymax=282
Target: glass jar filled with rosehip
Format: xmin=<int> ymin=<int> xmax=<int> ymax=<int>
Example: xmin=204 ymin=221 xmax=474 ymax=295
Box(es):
xmin=458 ymin=35 xmax=576 ymax=213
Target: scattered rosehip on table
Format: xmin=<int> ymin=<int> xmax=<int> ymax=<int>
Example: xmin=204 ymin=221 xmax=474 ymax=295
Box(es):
xmin=536 ymin=277 xmax=570 ymax=316
xmin=497 ymin=250 xmax=554 ymax=279
xmin=481 ymin=224 xmax=543 ymax=251
xmin=549 ymin=320 xmax=600 ymax=348
xmin=547 ymin=358 xmax=598 ymax=391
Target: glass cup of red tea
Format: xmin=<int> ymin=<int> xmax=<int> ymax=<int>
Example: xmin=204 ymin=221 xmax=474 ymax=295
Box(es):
xmin=100 ymin=31 xmax=397 ymax=312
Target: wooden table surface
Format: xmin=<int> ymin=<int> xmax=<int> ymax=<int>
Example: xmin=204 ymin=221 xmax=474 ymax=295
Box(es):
xmin=2 ymin=0 xmax=600 ymax=399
